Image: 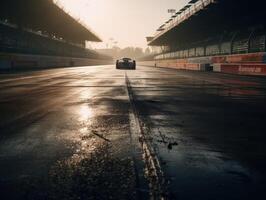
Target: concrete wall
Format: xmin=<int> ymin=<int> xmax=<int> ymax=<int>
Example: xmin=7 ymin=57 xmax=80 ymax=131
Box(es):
xmin=0 ymin=53 xmax=113 ymax=70
xmin=138 ymin=52 xmax=266 ymax=76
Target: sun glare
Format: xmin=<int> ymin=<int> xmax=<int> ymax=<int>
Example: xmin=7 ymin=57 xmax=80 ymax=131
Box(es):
xmin=79 ymin=104 xmax=93 ymax=121
xmin=54 ymin=0 xmax=189 ymax=48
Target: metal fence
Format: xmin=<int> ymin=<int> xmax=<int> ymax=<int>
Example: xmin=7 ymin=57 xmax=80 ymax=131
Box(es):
xmin=155 ymin=30 xmax=266 ymax=60
xmin=0 ymin=23 xmax=110 ymax=60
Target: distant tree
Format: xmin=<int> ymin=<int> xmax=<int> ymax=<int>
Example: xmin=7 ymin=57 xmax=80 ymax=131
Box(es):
xmin=144 ymin=47 xmax=151 ymax=55
xmin=97 ymin=46 xmax=148 ymax=60
xmin=134 ymin=48 xmax=143 ymax=58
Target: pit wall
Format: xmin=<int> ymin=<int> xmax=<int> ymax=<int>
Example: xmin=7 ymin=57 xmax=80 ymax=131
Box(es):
xmin=138 ymin=52 xmax=266 ymax=76
xmin=0 ymin=53 xmax=113 ymax=70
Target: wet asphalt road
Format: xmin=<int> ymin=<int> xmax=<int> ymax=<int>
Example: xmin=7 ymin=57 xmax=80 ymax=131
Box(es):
xmin=0 ymin=65 xmax=266 ymax=200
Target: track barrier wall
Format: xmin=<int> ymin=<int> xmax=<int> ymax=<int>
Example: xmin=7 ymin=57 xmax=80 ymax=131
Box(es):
xmin=138 ymin=53 xmax=266 ymax=76
xmin=138 ymin=52 xmax=266 ymax=76
xmin=0 ymin=53 xmax=113 ymax=70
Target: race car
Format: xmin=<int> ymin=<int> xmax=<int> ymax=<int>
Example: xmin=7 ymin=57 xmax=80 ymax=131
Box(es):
xmin=116 ymin=58 xmax=136 ymax=70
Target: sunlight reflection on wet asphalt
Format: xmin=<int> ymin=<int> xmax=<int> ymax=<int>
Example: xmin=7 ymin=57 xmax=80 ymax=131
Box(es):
xmin=0 ymin=65 xmax=266 ymax=199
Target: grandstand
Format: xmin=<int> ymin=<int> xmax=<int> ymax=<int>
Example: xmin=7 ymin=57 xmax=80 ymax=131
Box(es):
xmin=143 ymin=0 xmax=266 ymax=76
xmin=0 ymin=0 xmax=111 ymax=69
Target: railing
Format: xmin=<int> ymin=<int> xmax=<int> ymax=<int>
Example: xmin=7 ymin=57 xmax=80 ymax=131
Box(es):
xmin=154 ymin=31 xmax=266 ymax=60
xmin=150 ymin=0 xmax=216 ymax=44
xmin=0 ymin=20 xmax=85 ymax=48
xmin=0 ymin=23 xmax=110 ymax=60
xmin=53 ymin=0 xmax=101 ymax=41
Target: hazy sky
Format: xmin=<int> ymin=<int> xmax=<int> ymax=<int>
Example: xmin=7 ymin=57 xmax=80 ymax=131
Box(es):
xmin=56 ymin=0 xmax=190 ymax=48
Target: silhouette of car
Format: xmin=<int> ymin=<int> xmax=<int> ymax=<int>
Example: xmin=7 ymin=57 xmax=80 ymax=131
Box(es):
xmin=116 ymin=58 xmax=136 ymax=70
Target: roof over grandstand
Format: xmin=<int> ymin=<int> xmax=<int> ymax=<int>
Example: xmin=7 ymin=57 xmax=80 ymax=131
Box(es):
xmin=148 ymin=0 xmax=266 ymax=46
xmin=0 ymin=0 xmax=102 ymax=43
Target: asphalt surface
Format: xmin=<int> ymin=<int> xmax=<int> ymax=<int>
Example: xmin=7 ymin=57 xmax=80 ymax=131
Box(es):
xmin=0 ymin=65 xmax=266 ymax=200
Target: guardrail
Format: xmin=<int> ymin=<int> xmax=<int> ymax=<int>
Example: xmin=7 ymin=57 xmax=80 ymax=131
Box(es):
xmin=0 ymin=23 xmax=110 ymax=60
xmin=154 ymin=31 xmax=266 ymax=60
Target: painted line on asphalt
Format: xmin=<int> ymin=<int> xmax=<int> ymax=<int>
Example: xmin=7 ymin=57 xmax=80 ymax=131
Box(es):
xmin=125 ymin=72 xmax=168 ymax=200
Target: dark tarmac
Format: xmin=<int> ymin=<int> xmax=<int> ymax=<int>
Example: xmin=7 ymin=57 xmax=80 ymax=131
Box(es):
xmin=0 ymin=65 xmax=266 ymax=200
